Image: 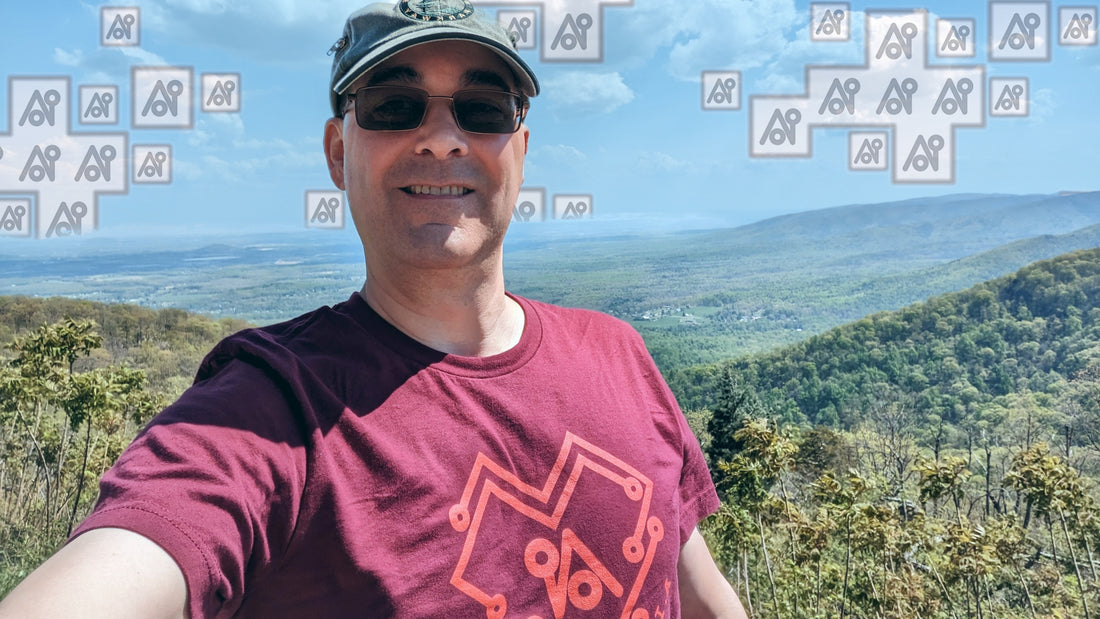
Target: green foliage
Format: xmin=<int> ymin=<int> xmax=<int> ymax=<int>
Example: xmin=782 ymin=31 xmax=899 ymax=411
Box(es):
xmin=698 ymin=249 xmax=1100 ymax=617
xmin=0 ymin=299 xmax=243 ymax=598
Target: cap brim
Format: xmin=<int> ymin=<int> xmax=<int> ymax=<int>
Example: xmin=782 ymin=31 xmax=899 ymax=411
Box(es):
xmin=331 ymin=29 xmax=539 ymax=109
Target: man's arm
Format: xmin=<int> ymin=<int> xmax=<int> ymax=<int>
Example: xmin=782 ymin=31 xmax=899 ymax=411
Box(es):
xmin=678 ymin=527 xmax=749 ymax=619
xmin=0 ymin=527 xmax=187 ymax=619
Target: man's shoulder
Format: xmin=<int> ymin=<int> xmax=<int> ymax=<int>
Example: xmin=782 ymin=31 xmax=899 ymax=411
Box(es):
xmin=515 ymin=294 xmax=643 ymax=346
xmin=197 ymin=293 xmax=367 ymax=377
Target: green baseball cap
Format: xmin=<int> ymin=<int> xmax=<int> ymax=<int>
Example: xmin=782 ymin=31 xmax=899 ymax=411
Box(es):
xmin=328 ymin=0 xmax=540 ymax=116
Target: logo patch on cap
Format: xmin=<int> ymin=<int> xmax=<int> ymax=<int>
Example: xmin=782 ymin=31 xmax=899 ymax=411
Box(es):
xmin=400 ymin=0 xmax=474 ymax=22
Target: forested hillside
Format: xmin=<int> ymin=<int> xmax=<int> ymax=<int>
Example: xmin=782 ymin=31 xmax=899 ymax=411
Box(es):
xmin=698 ymin=248 xmax=1100 ymax=617
xmin=721 ymin=248 xmax=1100 ymax=427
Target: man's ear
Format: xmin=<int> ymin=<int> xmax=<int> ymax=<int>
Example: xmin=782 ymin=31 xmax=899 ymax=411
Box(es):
xmin=323 ymin=117 xmax=346 ymax=190
xmin=522 ymin=125 xmax=529 ymax=155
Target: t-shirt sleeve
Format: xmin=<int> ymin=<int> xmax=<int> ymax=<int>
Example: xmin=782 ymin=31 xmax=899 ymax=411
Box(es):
xmin=619 ymin=321 xmax=720 ymax=546
xmin=672 ymin=402 xmax=721 ymax=545
xmin=70 ymin=358 xmax=306 ymax=619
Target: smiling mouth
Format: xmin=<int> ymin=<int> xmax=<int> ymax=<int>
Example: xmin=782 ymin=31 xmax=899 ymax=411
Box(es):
xmin=402 ymin=185 xmax=473 ymax=196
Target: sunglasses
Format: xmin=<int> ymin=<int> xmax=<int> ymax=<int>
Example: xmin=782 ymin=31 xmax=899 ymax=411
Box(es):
xmin=345 ymin=86 xmax=528 ymax=134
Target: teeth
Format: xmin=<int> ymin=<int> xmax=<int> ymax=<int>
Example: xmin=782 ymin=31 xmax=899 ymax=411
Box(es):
xmin=407 ymin=185 xmax=470 ymax=196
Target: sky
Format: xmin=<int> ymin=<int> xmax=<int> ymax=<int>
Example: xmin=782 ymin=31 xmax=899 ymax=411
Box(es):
xmin=0 ymin=0 xmax=1097 ymax=245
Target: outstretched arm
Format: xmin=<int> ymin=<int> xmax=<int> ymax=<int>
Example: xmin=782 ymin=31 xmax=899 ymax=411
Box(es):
xmin=0 ymin=527 xmax=187 ymax=619
xmin=678 ymin=527 xmax=749 ymax=619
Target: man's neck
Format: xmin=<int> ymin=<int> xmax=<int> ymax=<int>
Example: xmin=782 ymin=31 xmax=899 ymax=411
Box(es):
xmin=360 ymin=263 xmax=524 ymax=357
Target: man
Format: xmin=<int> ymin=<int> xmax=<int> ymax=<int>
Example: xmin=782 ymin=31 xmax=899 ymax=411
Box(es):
xmin=0 ymin=2 xmax=746 ymax=617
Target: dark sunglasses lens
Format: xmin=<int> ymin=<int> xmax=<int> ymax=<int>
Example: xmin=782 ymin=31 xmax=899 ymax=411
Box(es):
xmin=357 ymin=88 xmax=426 ymax=131
xmin=454 ymin=92 xmax=519 ymax=133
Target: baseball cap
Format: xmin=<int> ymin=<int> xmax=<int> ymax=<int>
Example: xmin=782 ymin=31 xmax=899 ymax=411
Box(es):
xmin=328 ymin=0 xmax=540 ymax=116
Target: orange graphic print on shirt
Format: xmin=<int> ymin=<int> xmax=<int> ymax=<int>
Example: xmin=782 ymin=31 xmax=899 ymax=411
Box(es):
xmin=449 ymin=432 xmax=665 ymax=619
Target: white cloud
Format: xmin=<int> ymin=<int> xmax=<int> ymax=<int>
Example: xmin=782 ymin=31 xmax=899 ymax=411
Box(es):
xmin=131 ymin=0 xmax=359 ymax=66
xmin=50 ymin=44 xmax=168 ymax=85
xmin=187 ymin=114 xmax=246 ymax=148
xmin=611 ymin=0 xmax=802 ymax=80
xmin=53 ymin=48 xmax=82 ymax=66
xmin=532 ymin=143 xmax=587 ymax=164
xmin=1028 ymin=88 xmax=1057 ymax=123
xmin=636 ymin=151 xmax=694 ymax=174
xmin=541 ymin=71 xmax=634 ymax=118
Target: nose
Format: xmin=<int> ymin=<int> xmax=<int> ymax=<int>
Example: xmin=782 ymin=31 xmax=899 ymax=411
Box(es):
xmin=413 ymin=97 xmax=468 ymax=159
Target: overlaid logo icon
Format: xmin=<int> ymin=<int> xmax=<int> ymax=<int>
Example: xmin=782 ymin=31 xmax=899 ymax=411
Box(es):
xmin=990 ymin=2 xmax=1050 ymax=61
xmin=553 ymin=194 xmax=593 ymax=220
xmin=701 ymin=71 xmax=741 ymax=111
xmin=499 ymin=9 xmax=538 ymax=50
xmin=132 ymin=145 xmax=172 ymax=184
xmin=755 ymin=106 xmax=803 ymax=151
xmin=902 ymin=134 xmax=945 ymax=173
xmin=849 ymin=132 xmax=889 ymax=171
xmin=512 ymin=187 xmax=546 ymax=223
xmin=19 ymin=145 xmax=61 ymax=182
xmin=1059 ymin=6 xmax=1098 ymax=45
xmin=876 ymin=21 xmax=919 ymax=60
xmin=100 ymin=6 xmax=140 ymax=47
xmin=79 ymin=85 xmax=120 ymax=125
xmin=811 ymin=3 xmax=851 ymax=41
xmin=990 ymin=77 xmax=1030 ymax=117
xmin=18 ymin=88 xmax=61 ymax=128
xmin=818 ymin=77 xmax=860 ymax=115
xmin=45 ymin=201 xmax=89 ymax=238
xmin=201 ymin=73 xmax=241 ymax=113
xmin=750 ymin=11 xmax=985 ymax=183
xmin=876 ymin=77 xmax=918 ymax=115
xmin=449 ymin=432 xmax=665 ymax=619
xmin=0 ymin=199 xmax=32 ymax=238
xmin=931 ymin=78 xmax=974 ymax=115
xmin=305 ymin=190 xmax=345 ymax=229
xmin=132 ymin=66 xmax=194 ymax=129
xmin=936 ymin=18 xmax=976 ymax=58
xmin=74 ymin=145 xmax=117 ymax=183
xmin=550 ymin=12 xmax=594 ymax=56
xmin=1 ymin=76 xmax=128 ymax=238
xmin=475 ymin=0 xmax=631 ymax=62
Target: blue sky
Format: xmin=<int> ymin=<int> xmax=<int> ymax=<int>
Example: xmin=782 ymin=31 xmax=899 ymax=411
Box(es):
xmin=0 ymin=0 xmax=1097 ymax=243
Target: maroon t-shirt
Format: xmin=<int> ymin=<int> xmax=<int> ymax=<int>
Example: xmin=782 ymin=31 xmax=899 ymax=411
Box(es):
xmin=73 ymin=293 xmax=719 ymax=618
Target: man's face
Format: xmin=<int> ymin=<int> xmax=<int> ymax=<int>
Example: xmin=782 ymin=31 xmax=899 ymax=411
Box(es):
xmin=324 ymin=40 xmax=529 ymax=275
